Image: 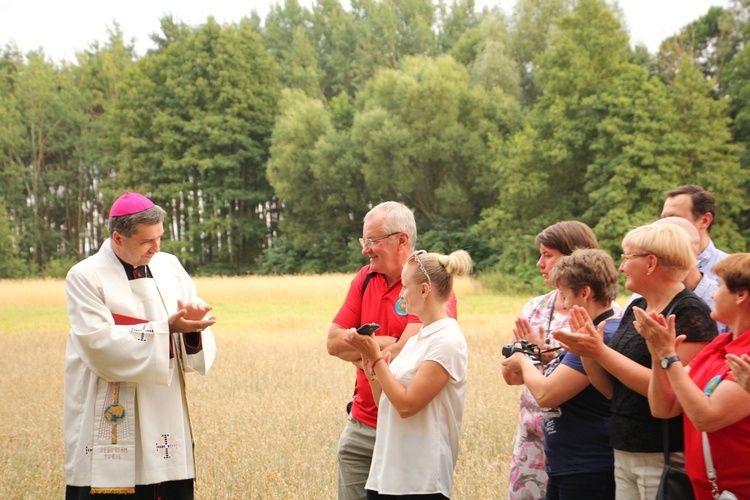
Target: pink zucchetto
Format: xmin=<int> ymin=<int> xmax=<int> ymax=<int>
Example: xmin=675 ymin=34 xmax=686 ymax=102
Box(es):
xmin=109 ymin=192 xmax=155 ymax=217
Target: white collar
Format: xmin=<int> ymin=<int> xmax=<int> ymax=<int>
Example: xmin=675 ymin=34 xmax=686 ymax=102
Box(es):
xmin=418 ymin=317 xmax=456 ymax=338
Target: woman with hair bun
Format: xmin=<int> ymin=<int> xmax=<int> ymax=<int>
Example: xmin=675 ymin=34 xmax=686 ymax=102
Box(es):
xmin=345 ymin=249 xmax=472 ymax=500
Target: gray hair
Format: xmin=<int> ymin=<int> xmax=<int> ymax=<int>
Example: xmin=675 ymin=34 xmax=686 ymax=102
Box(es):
xmin=108 ymin=205 xmax=167 ymax=237
xmin=364 ymin=201 xmax=417 ymax=251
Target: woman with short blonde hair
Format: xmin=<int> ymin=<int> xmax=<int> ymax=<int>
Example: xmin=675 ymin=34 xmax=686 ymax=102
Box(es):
xmin=554 ymin=222 xmax=717 ymax=500
xmin=621 ymin=223 xmax=696 ymax=282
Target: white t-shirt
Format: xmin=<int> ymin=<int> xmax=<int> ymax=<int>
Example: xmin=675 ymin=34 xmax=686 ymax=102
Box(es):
xmin=366 ymin=317 xmax=468 ymax=497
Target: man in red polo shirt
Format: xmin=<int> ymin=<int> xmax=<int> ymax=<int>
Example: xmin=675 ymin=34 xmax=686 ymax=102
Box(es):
xmin=327 ymin=201 xmax=457 ymax=500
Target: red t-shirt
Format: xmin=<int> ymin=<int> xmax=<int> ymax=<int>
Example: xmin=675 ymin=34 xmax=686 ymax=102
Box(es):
xmin=685 ymin=330 xmax=750 ymax=499
xmin=333 ymin=265 xmax=458 ymax=427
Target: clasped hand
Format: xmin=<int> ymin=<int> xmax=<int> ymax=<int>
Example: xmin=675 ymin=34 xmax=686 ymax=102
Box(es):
xmin=344 ymin=328 xmax=390 ymax=372
xmin=169 ymin=299 xmax=216 ymax=333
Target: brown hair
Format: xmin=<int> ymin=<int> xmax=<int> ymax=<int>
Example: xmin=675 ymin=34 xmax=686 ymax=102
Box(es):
xmin=713 ymin=253 xmax=750 ymax=293
xmin=535 ymin=221 xmax=599 ymax=256
xmin=666 ymin=184 xmax=717 ymax=231
xmin=549 ymin=249 xmax=619 ymax=305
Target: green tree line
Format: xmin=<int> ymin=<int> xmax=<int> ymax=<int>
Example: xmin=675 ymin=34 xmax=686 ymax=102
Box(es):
xmin=1 ymin=0 xmax=749 ymax=291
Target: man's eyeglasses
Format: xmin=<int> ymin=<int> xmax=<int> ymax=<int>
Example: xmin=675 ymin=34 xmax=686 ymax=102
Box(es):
xmin=408 ymin=250 xmax=431 ymax=289
xmin=359 ymin=232 xmax=400 ymax=248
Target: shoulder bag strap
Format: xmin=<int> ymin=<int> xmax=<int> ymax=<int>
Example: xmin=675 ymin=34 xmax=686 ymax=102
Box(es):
xmin=661 ymin=292 xmax=686 ymax=465
xmin=703 ymin=432 xmax=721 ymax=498
xmin=662 ymin=420 xmax=671 ymax=464
xmin=544 ymin=290 xmax=558 ymax=343
xmin=361 ymin=271 xmax=377 ymax=296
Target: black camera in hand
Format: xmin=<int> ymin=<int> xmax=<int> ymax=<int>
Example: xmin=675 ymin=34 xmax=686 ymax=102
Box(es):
xmin=502 ymin=340 xmax=542 ymax=359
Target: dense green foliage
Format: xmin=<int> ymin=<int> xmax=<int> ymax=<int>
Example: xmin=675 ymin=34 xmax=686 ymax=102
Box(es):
xmin=1 ymin=0 xmax=749 ymax=290
xmin=111 ymin=17 xmax=280 ymax=273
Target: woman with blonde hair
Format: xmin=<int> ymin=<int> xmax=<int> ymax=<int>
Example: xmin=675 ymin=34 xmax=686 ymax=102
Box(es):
xmin=635 ymin=253 xmax=750 ymax=499
xmin=554 ymin=222 xmax=718 ymax=500
xmin=345 ymin=249 xmax=472 ymax=499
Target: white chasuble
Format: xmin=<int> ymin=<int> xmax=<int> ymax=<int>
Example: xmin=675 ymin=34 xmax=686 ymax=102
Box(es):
xmin=64 ymin=239 xmax=216 ymax=491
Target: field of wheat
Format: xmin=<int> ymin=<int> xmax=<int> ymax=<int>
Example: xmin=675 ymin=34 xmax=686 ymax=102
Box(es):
xmin=0 ymin=275 xmax=528 ymax=499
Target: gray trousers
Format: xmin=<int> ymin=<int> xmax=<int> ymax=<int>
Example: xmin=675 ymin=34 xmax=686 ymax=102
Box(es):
xmin=337 ymin=414 xmax=377 ymax=500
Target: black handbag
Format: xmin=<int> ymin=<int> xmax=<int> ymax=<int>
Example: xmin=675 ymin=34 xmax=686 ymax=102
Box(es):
xmin=655 ymin=420 xmax=694 ymax=500
xmin=656 ymin=463 xmax=694 ymax=500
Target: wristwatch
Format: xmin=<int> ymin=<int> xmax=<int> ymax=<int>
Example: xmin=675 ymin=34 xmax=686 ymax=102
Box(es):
xmin=660 ymin=356 xmax=681 ymax=369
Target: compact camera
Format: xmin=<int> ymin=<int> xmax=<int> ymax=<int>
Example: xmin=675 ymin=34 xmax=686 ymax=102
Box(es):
xmin=501 ymin=340 xmax=542 ymax=359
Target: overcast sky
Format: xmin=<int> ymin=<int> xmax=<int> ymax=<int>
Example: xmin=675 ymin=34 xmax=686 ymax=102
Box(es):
xmin=0 ymin=0 xmax=733 ymax=63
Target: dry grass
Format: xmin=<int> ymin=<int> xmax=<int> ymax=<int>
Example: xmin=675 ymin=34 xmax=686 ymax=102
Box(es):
xmin=0 ymin=275 xmax=525 ymax=499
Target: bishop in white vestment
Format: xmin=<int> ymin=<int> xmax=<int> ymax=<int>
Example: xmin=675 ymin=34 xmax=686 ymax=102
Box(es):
xmin=64 ymin=193 xmax=217 ymax=499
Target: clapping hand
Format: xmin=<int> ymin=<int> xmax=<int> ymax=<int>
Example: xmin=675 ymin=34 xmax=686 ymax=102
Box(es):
xmin=726 ymin=353 xmax=750 ymax=393
xmin=552 ymin=306 xmax=605 ymax=358
xmin=513 ymin=317 xmax=559 ymax=364
xmin=632 ymin=307 xmax=683 ymax=359
xmin=513 ymin=317 xmax=545 ymax=346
